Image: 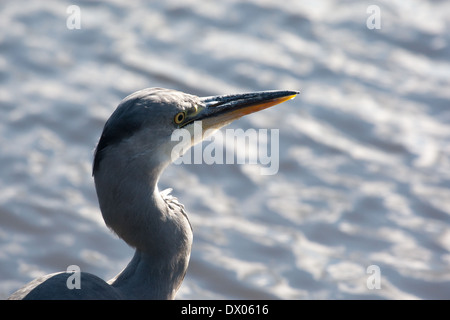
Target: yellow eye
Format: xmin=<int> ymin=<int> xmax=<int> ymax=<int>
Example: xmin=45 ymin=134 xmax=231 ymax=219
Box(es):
xmin=174 ymin=111 xmax=186 ymax=125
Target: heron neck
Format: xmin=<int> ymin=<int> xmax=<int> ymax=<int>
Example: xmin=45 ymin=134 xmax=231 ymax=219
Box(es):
xmin=109 ymin=249 xmax=188 ymax=300
xmin=94 ymin=151 xmax=192 ymax=299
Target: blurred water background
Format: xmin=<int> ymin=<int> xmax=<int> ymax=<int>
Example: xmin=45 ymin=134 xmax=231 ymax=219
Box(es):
xmin=1 ymin=0 xmax=450 ymax=299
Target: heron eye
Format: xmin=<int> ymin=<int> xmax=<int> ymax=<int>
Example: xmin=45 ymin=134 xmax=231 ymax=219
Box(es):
xmin=174 ymin=111 xmax=186 ymax=124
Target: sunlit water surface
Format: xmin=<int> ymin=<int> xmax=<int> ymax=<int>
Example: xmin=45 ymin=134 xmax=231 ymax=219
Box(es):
xmin=1 ymin=0 xmax=450 ymax=299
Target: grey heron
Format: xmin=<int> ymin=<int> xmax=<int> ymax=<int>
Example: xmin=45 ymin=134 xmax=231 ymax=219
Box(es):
xmin=8 ymin=87 xmax=299 ymax=300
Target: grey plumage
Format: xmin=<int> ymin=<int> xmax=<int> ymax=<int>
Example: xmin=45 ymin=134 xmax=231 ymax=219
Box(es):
xmin=93 ymin=88 xmax=200 ymax=173
xmin=9 ymin=87 xmax=298 ymax=300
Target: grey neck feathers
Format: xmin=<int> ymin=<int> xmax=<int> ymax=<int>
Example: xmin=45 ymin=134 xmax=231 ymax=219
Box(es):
xmin=93 ymin=143 xmax=193 ymax=299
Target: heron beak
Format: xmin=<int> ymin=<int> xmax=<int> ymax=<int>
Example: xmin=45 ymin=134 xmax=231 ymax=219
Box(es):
xmin=194 ymin=90 xmax=299 ymax=131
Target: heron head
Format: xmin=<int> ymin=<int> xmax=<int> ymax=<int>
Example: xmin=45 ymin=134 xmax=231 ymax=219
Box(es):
xmin=93 ymin=87 xmax=298 ymax=175
xmin=92 ymin=87 xmax=298 ymax=252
